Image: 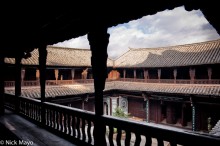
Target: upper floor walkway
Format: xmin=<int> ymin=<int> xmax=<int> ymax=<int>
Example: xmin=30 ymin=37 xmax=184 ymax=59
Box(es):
xmin=1 ymin=94 xmax=220 ymax=146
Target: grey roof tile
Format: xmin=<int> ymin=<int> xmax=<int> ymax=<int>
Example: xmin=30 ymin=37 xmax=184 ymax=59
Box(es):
xmin=5 ymin=46 xmax=114 ymax=67
xmin=5 ymin=81 xmax=220 ymax=98
xmin=115 ymin=39 xmax=220 ymax=67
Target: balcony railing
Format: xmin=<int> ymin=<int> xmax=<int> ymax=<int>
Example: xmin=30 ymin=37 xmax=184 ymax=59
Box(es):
xmin=4 ymin=79 xmax=220 ymax=87
xmin=4 ymin=94 xmax=220 ymax=146
xmin=117 ymin=78 xmax=220 ymax=84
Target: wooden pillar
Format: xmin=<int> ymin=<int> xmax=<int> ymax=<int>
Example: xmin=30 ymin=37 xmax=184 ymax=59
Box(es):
xmin=15 ymin=56 xmax=22 ymax=113
xmin=192 ymin=104 xmax=196 ymax=131
xmin=173 ymin=69 xmax=177 ymax=83
xmin=158 ymin=69 xmax=161 ymax=83
xmin=88 ymin=26 xmax=109 ymax=146
xmin=181 ymin=103 xmax=187 ymax=126
xmin=36 ymin=69 xmax=40 ymax=82
xmin=123 ymin=69 xmax=126 ymax=80
xmin=54 ymin=69 xmax=59 ymax=84
xmin=81 ymin=94 xmax=89 ymax=110
xmin=134 ymin=69 xmax=136 ymax=79
xmin=144 ymin=69 xmax=148 ymax=82
xmin=38 ymin=46 xmax=47 ymax=126
xmin=190 ymin=97 xmax=197 ymax=131
xmin=166 ymin=102 xmax=176 ymax=124
xmin=0 ymin=56 xmax=5 ymax=115
xmin=71 ymin=68 xmax=75 ymax=80
xmin=142 ymin=93 xmax=149 ymax=122
xmin=82 ymin=100 xmax=85 ymax=110
xmin=156 ymin=101 xmax=162 ymax=123
xmin=21 ymin=68 xmax=25 ymax=86
xmin=208 ymin=67 xmax=212 ymax=84
xmin=189 ymin=68 xmax=195 ymax=84
xmin=81 ymin=68 xmax=88 ymax=80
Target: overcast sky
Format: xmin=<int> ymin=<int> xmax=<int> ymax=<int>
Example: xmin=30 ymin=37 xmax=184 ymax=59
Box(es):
xmin=53 ymin=6 xmax=220 ymax=59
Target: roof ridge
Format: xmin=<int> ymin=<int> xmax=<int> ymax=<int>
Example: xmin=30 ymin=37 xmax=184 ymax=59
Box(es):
xmin=113 ymin=48 xmax=132 ymax=61
xmin=47 ymin=45 xmax=90 ymax=51
xmin=130 ymin=39 xmax=220 ymax=51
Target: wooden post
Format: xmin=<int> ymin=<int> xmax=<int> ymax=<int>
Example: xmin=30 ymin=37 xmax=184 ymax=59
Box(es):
xmin=82 ymin=100 xmax=85 ymax=110
xmin=88 ymin=26 xmax=109 ymax=146
xmin=0 ymin=56 xmax=5 ymax=115
xmin=144 ymin=69 xmax=148 ymax=82
xmin=38 ymin=46 xmax=47 ymax=126
xmin=36 ymin=69 xmax=40 ymax=85
xmin=21 ymin=68 xmax=25 ymax=86
xmin=189 ymin=68 xmax=195 ymax=84
xmin=181 ymin=103 xmax=187 ymax=126
xmin=142 ymin=93 xmax=149 ymax=122
xmin=173 ymin=69 xmax=177 ymax=84
xmin=190 ymin=96 xmax=197 ymax=131
xmin=134 ymin=69 xmax=136 ymax=79
xmin=82 ymin=94 xmax=89 ymax=110
xmin=208 ymin=67 xmax=212 ymax=84
xmin=82 ymin=68 xmax=88 ymax=80
xmin=158 ymin=69 xmax=161 ymax=83
xmin=166 ymin=102 xmax=176 ymax=124
xmin=54 ymin=69 xmax=59 ymax=84
xmin=71 ymin=68 xmax=75 ymax=80
xmin=123 ymin=69 xmax=126 ymax=81
xmin=15 ymin=56 xmax=22 ymax=113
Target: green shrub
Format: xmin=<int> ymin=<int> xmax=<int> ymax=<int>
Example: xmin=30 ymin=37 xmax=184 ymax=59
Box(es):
xmin=113 ymin=107 xmax=130 ymax=118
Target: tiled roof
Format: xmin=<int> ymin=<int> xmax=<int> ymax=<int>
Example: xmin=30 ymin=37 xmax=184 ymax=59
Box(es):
xmin=5 ymin=81 xmax=220 ymax=98
xmin=4 ymin=46 xmax=114 ymax=67
xmin=209 ymin=120 xmax=220 ymax=136
xmin=114 ymin=39 xmax=220 ymax=68
xmin=4 ymin=39 xmax=220 ymax=68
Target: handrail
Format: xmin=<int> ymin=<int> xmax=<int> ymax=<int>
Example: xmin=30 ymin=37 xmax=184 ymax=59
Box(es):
xmin=4 ymin=79 xmax=220 ymax=87
xmin=117 ymin=78 xmax=220 ymax=84
xmin=102 ymin=115 xmax=220 ymax=146
xmin=4 ymin=94 xmax=220 ymax=146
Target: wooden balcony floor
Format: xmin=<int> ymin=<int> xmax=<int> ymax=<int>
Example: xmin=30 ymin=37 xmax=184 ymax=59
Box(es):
xmin=0 ymin=110 xmax=77 ymax=146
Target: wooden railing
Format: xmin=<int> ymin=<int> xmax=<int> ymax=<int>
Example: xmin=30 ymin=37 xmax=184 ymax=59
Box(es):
xmin=4 ymin=79 xmax=95 ymax=87
xmin=4 ymin=94 xmax=220 ymax=146
xmin=102 ymin=115 xmax=220 ymax=146
xmin=4 ymin=81 xmax=15 ymax=87
xmin=19 ymin=96 xmax=42 ymax=123
xmin=4 ymin=79 xmax=220 ymax=87
xmin=117 ymin=78 xmax=220 ymax=84
xmin=44 ymin=102 xmax=95 ymax=145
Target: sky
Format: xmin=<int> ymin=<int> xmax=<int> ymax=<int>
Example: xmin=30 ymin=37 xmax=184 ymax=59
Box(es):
xmin=53 ymin=6 xmax=220 ymax=59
